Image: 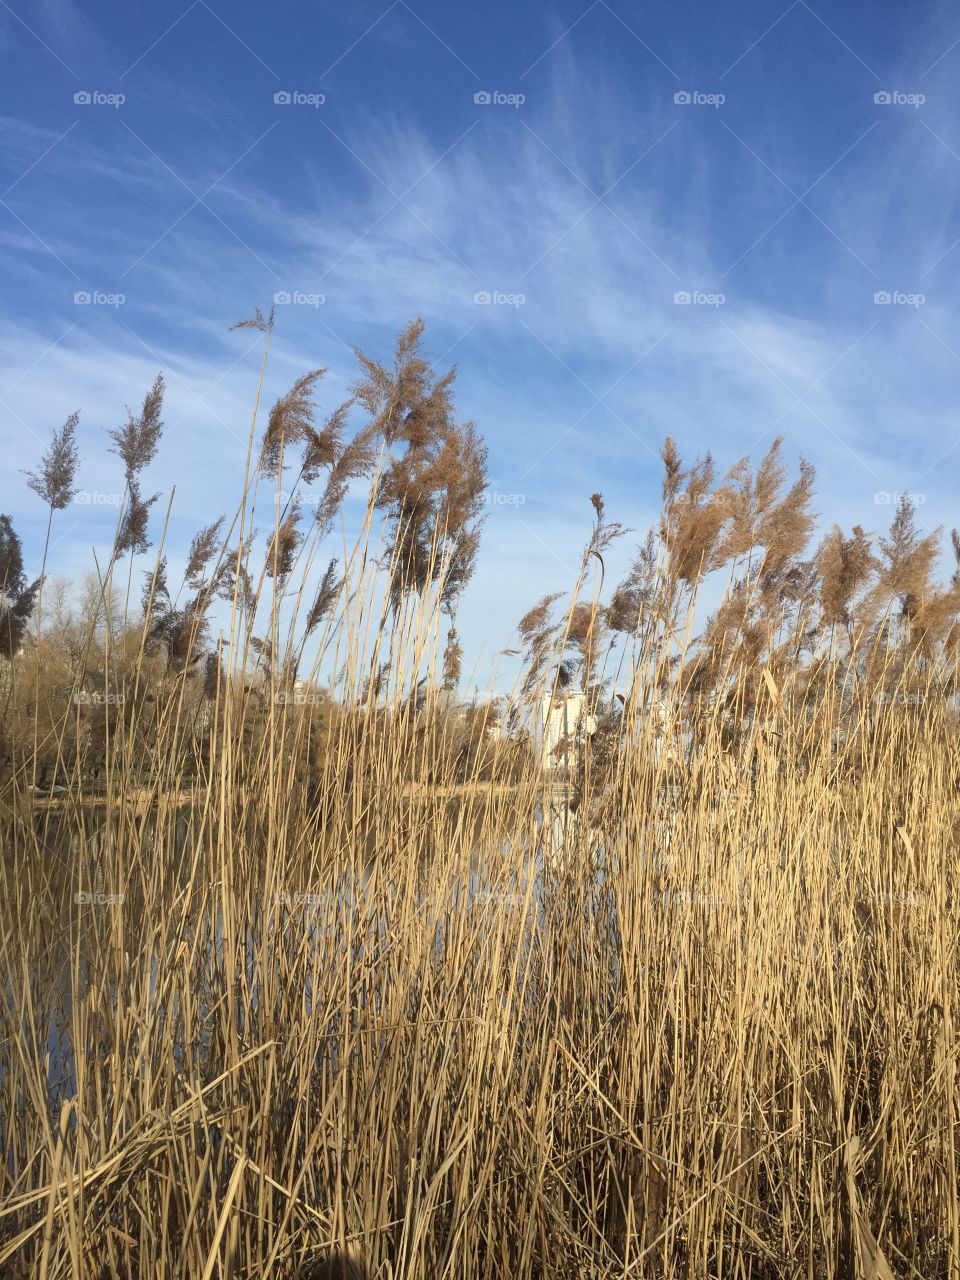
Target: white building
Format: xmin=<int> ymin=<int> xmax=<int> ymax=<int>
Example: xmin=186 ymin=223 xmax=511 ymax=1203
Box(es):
xmin=540 ymin=692 xmax=596 ymax=771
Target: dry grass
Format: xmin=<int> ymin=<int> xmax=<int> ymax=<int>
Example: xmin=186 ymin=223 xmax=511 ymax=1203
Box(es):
xmin=0 ymin=319 xmax=958 ymax=1278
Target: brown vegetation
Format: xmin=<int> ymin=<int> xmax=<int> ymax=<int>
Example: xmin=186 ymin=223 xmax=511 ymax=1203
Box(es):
xmin=0 ymin=315 xmax=958 ymax=1277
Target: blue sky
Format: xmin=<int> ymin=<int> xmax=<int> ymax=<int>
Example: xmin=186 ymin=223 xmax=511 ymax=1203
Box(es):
xmin=2 ymin=0 xmax=959 ymax=688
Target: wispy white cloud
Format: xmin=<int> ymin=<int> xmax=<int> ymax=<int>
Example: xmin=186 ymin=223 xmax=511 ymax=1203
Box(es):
xmin=3 ymin=25 xmax=960 ymax=686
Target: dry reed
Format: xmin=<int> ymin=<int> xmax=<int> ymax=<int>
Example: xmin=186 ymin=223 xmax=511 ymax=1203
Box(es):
xmin=0 ymin=320 xmax=958 ymax=1279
